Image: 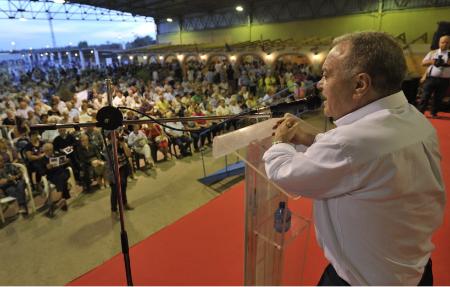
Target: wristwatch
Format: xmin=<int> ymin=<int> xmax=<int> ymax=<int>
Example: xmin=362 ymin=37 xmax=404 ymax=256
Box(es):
xmin=272 ymin=140 xmax=284 ymax=146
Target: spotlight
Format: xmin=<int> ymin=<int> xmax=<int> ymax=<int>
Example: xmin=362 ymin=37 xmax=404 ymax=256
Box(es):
xmin=117 ymin=55 xmax=121 ymax=59
xmin=129 ymin=55 xmax=134 ymax=60
xmin=166 ymin=18 xmax=173 ymax=22
xmin=236 ymin=6 xmax=244 ymax=12
xmin=143 ymin=55 xmax=148 ymax=60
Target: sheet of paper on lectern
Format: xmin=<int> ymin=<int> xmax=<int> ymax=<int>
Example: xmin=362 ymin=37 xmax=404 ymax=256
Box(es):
xmin=212 ymin=118 xmax=278 ymax=158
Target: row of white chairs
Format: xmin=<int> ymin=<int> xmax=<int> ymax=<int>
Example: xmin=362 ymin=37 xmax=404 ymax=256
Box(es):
xmin=0 ymin=162 xmax=76 ymax=225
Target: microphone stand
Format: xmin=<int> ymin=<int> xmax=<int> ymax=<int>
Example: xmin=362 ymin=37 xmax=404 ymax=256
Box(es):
xmin=104 ymin=79 xmax=133 ymax=286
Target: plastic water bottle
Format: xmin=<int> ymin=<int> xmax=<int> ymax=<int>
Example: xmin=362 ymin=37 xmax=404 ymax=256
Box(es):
xmin=274 ymin=201 xmax=291 ymax=233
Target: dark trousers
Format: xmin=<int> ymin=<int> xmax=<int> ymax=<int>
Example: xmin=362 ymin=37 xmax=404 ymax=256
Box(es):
xmin=318 ymin=259 xmax=433 ymax=286
xmin=172 ymin=136 xmax=192 ymax=156
xmin=419 ymin=77 xmax=450 ymax=116
xmin=48 ymin=169 xmax=70 ymax=199
xmin=110 ymin=169 xmax=128 ymax=212
xmin=81 ymin=164 xmax=94 ymax=191
xmin=2 ymin=180 xmax=26 ymax=206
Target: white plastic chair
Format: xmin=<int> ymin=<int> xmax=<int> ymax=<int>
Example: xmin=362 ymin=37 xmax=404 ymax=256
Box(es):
xmin=41 ymin=166 xmax=76 ymax=212
xmin=0 ymin=196 xmax=18 ymax=224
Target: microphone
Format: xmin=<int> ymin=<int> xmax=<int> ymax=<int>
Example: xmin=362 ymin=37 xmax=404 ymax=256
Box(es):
xmin=266 ymin=95 xmax=323 ymax=117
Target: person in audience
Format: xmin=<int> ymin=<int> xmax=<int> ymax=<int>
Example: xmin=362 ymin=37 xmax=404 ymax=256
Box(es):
xmin=0 ymin=156 xmax=28 ymax=215
xmin=42 ymin=143 xmax=69 ymax=217
xmin=77 ymin=134 xmax=105 ymax=192
xmin=53 ymin=128 xmax=80 ymax=181
xmin=264 ymin=32 xmax=444 ymax=285
xmin=85 ymin=124 xmax=104 ymax=152
xmin=2 ymin=110 xmax=16 ymax=126
xmin=15 ymin=99 xmax=33 ymax=119
xmin=23 ymin=130 xmax=46 ymax=186
xmin=144 ymin=122 xmax=170 ymax=161
xmin=52 ymin=96 xmax=67 ymax=115
xmin=128 ymin=124 xmax=155 ymax=169
xmin=164 ymin=112 xmax=192 ymax=157
xmin=0 ymin=138 xmax=17 ymax=163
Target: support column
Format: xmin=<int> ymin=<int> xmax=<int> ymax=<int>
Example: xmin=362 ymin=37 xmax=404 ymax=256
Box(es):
xmin=79 ymin=50 xmax=86 ymax=70
xmin=57 ymin=52 xmax=62 ymax=66
xmin=94 ymin=49 xmax=100 ymax=67
xmin=67 ymin=52 xmax=73 ymax=66
xmin=50 ymin=53 xmax=55 ymax=65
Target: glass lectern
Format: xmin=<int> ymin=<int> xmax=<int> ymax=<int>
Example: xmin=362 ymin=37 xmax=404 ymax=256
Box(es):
xmin=213 ymin=118 xmax=312 ymax=285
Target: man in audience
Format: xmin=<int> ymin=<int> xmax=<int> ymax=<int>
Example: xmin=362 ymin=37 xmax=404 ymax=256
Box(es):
xmin=77 ymin=134 xmax=105 ymax=192
xmin=15 ymin=99 xmax=33 ymax=119
xmin=0 ymin=156 xmax=28 ymax=215
xmin=2 ymin=110 xmax=16 ymax=126
xmin=128 ymin=125 xmax=154 ymax=169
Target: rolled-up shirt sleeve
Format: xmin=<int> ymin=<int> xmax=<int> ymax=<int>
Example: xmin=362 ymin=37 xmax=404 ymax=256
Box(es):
xmin=263 ymin=138 xmax=355 ymax=199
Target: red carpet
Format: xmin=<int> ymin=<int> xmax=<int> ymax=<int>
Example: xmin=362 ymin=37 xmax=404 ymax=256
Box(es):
xmin=69 ymin=114 xmax=450 ymax=286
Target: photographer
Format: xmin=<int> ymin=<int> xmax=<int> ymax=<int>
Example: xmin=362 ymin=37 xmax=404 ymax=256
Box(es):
xmin=419 ymin=35 xmax=450 ymax=118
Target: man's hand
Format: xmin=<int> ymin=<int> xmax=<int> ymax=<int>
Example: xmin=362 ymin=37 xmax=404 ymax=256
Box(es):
xmin=272 ymin=113 xmax=320 ymax=146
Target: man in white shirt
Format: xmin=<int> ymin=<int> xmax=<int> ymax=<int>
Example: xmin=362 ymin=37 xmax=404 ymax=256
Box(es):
xmin=15 ymin=100 xmax=33 ymax=119
xmin=112 ymin=90 xmax=126 ymax=107
xmin=263 ymin=32 xmax=445 ymax=285
xmin=127 ymin=125 xmax=154 ymax=169
xmin=419 ymin=35 xmax=450 ymax=118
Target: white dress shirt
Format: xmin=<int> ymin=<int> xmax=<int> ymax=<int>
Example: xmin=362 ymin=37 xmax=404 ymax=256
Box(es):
xmin=423 ymin=49 xmax=450 ymax=78
xmin=263 ymin=91 xmax=446 ymax=285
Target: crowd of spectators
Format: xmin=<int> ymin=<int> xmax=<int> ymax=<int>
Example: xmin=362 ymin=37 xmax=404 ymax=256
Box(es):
xmin=0 ymin=57 xmax=318 ymax=218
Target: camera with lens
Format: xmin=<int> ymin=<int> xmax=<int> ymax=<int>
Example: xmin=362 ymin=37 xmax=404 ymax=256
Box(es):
xmin=434 ymin=55 xmax=445 ymax=67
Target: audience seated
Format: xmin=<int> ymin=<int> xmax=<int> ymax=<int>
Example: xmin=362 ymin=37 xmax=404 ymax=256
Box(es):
xmin=0 ymin=156 xmax=28 ymax=215
xmin=77 ymin=134 xmax=105 ymax=192
xmin=0 ymin=55 xmax=316 ymax=222
xmin=128 ymin=124 xmax=155 ymax=169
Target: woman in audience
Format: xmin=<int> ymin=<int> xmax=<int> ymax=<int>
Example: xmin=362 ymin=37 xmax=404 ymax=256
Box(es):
xmin=23 ymin=130 xmax=46 ymax=187
xmin=42 ymin=143 xmax=70 ymax=217
xmin=0 ymin=138 xmax=18 ymax=163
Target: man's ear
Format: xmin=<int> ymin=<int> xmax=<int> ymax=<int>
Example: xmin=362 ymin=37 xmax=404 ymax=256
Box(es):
xmin=353 ymin=73 xmax=371 ymax=101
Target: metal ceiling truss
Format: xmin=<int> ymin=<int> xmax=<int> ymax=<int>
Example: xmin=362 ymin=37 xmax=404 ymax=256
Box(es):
xmin=0 ymin=0 xmax=153 ymax=22
xmin=158 ymin=0 xmax=449 ymax=34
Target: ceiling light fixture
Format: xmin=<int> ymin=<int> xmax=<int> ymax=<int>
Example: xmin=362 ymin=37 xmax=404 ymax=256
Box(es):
xmin=236 ymin=6 xmax=244 ymax=12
